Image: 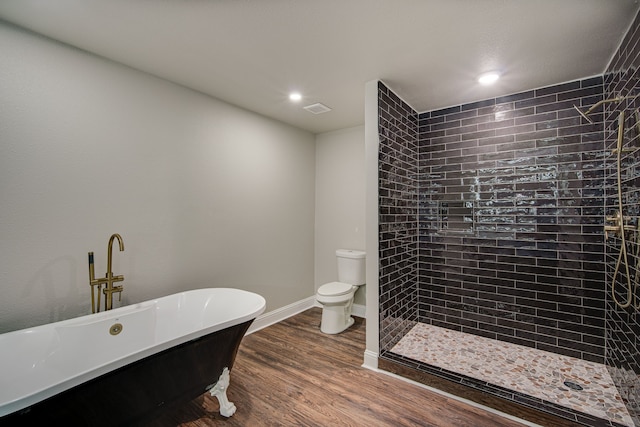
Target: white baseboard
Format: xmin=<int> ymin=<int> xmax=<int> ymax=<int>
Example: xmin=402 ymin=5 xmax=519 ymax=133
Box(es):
xmin=351 ymin=303 xmax=366 ymax=318
xmin=249 ymin=298 xmax=367 ymax=335
xmin=362 ymin=349 xmax=379 ymax=370
xmin=247 ymin=296 xmax=316 ymax=335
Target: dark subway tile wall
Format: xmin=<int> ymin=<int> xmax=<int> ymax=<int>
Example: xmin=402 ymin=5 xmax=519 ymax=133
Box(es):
xmin=379 ymin=77 xmax=612 ymax=425
xmin=378 ymin=79 xmax=613 ymax=424
xmin=378 ymin=82 xmax=420 ymax=352
xmin=418 ymin=77 xmax=606 ymax=363
xmin=378 ymin=8 xmax=640 ymax=426
xmin=604 ymin=9 xmax=640 ymax=426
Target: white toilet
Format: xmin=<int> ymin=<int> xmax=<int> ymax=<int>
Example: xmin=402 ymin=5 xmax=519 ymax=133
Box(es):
xmin=316 ymin=249 xmax=366 ymax=334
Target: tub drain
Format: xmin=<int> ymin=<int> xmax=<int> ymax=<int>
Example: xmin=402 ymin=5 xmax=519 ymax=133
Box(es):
xmin=563 ymin=380 xmax=583 ymax=391
xmin=109 ymin=323 xmax=123 ymax=336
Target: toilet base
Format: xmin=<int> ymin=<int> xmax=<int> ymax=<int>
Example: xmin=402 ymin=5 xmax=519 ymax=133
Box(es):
xmin=320 ymin=304 xmax=355 ymax=334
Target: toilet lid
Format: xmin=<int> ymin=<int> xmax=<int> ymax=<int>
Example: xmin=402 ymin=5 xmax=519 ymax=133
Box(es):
xmin=318 ymin=282 xmax=353 ymax=297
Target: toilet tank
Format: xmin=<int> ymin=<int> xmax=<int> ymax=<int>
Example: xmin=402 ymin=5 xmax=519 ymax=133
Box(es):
xmin=336 ymin=249 xmax=366 ymax=285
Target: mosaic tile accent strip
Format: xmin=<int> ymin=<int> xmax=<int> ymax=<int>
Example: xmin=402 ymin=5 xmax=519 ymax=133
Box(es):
xmin=392 ymin=323 xmax=633 ymax=426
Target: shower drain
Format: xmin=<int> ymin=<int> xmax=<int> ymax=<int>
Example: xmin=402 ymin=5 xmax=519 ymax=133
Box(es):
xmin=563 ymin=380 xmax=584 ymax=391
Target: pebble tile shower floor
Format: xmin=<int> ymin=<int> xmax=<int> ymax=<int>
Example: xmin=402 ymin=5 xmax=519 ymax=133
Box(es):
xmin=391 ymin=323 xmax=633 ymax=426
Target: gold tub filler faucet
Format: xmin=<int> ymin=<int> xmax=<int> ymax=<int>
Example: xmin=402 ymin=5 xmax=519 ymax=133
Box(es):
xmin=88 ymin=233 xmax=125 ymax=313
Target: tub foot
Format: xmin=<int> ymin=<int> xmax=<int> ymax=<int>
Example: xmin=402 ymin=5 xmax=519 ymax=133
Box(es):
xmin=208 ymin=367 xmax=236 ymax=417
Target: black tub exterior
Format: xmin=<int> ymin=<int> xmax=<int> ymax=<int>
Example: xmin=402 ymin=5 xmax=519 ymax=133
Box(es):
xmin=1 ymin=319 xmax=253 ymax=426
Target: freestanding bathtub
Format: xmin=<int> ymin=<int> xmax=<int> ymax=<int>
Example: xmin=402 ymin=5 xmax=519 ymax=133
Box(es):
xmin=0 ymin=287 xmax=265 ymax=426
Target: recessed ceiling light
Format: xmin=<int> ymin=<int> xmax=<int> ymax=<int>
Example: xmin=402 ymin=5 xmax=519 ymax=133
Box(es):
xmin=478 ymin=72 xmax=500 ymax=85
xmin=289 ymin=92 xmax=302 ymax=102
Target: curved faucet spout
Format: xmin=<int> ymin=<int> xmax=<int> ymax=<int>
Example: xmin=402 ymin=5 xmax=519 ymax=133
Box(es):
xmin=107 ymin=233 xmax=124 ymax=276
xmin=104 ymin=233 xmax=125 ymax=311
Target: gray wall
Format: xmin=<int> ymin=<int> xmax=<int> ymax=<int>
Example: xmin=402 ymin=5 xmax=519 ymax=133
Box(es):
xmin=0 ymin=22 xmax=316 ymax=332
xmin=314 ymin=126 xmax=366 ymax=305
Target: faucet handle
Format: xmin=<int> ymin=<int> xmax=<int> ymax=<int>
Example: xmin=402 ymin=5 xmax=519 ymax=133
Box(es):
xmin=604 ymin=225 xmax=619 ymax=240
xmin=114 ymin=285 xmax=123 ymax=302
xmin=606 ymin=211 xmax=622 ymax=222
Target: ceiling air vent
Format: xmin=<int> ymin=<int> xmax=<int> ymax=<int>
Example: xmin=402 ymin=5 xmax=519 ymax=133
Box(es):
xmin=303 ymin=103 xmax=331 ymax=114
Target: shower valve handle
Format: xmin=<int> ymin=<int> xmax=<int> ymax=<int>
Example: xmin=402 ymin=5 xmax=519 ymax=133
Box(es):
xmin=605 ymin=225 xmax=619 ymax=240
xmin=605 ymin=212 xmax=623 ymax=240
xmin=604 ymin=211 xmax=636 ymax=239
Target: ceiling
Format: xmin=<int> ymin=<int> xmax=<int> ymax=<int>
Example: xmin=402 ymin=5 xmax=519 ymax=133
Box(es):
xmin=0 ymin=0 xmax=639 ymax=134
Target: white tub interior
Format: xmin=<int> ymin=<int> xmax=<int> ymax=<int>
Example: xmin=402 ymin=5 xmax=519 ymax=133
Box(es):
xmin=0 ymin=287 xmax=265 ymax=417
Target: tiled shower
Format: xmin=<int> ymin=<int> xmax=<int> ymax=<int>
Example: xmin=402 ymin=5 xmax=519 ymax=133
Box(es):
xmin=378 ymin=9 xmax=640 ymax=427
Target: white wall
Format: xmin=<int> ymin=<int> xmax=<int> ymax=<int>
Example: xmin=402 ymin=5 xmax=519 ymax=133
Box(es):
xmin=0 ymin=22 xmax=316 ymax=333
xmin=363 ymin=80 xmax=380 ymax=369
xmin=314 ymin=126 xmax=366 ymax=305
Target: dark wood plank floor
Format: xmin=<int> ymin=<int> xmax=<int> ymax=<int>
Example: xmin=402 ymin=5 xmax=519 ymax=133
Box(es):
xmin=147 ymin=309 xmax=555 ymax=426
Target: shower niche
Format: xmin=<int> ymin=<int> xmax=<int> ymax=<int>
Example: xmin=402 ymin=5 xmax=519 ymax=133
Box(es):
xmin=436 ymin=201 xmax=474 ymax=234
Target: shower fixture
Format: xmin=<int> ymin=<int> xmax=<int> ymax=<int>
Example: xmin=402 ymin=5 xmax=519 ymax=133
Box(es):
xmin=633 ymin=222 xmax=640 ymax=310
xmin=573 ymin=96 xmax=627 ymax=124
xmin=606 ymin=111 xmax=638 ymax=310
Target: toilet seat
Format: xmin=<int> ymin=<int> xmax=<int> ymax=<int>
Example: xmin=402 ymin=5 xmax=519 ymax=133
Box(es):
xmin=318 ymin=282 xmax=353 ymax=297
